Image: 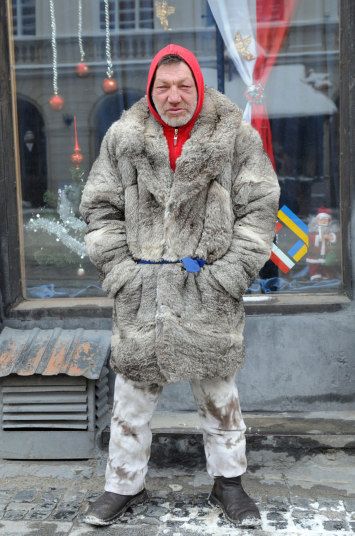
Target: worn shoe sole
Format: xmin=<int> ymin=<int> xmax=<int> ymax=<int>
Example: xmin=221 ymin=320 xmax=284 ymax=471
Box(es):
xmin=208 ymin=492 xmax=262 ymax=528
xmin=82 ymin=489 xmax=149 ymax=526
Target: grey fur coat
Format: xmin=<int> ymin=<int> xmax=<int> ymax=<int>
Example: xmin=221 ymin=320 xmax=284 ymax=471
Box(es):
xmin=79 ymin=87 xmax=280 ymax=386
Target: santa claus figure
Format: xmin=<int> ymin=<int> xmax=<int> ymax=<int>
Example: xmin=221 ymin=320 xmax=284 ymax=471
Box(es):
xmin=306 ymin=208 xmax=340 ymax=281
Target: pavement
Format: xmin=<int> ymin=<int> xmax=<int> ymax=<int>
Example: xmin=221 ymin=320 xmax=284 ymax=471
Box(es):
xmin=0 ymin=432 xmax=354 ymax=536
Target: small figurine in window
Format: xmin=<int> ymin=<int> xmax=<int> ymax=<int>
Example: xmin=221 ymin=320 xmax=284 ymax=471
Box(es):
xmin=306 ymin=208 xmax=340 ymax=280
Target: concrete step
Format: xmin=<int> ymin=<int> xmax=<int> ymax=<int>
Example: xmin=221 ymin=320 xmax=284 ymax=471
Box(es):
xmin=101 ymin=410 xmax=355 ymax=452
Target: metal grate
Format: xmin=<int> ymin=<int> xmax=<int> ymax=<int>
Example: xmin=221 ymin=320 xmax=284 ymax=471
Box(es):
xmin=1 ymin=376 xmax=89 ymax=431
xmin=0 ymin=328 xmax=111 ymax=458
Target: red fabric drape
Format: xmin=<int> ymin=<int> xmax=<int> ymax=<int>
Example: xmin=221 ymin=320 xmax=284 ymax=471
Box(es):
xmin=251 ymin=0 xmax=298 ymax=169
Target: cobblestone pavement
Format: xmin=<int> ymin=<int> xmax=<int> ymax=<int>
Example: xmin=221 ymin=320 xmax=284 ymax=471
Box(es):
xmin=0 ymin=445 xmax=354 ymax=535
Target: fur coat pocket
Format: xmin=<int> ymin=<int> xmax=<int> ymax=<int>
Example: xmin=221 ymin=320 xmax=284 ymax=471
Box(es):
xmin=154 ymin=264 xmax=246 ymax=384
xmin=112 ymin=268 xmax=143 ymax=323
xmin=110 ymin=265 xmax=167 ymax=385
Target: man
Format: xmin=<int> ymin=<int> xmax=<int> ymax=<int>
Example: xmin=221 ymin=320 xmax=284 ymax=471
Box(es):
xmin=79 ymin=44 xmax=280 ymax=528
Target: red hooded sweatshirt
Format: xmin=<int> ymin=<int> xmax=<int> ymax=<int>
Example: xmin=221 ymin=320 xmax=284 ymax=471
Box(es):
xmin=146 ymin=44 xmax=205 ymax=171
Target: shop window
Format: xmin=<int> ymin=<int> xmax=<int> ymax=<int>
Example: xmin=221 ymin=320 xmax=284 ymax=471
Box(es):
xmin=8 ymin=0 xmax=341 ymax=299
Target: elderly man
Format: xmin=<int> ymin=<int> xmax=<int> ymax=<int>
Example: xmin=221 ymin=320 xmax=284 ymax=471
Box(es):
xmin=79 ymin=44 xmax=280 ymax=528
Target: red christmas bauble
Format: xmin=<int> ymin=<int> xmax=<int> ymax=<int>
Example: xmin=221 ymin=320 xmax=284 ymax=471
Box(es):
xmin=76 ymin=62 xmax=90 ymax=77
xmin=71 ymin=149 xmax=84 ymax=167
xmin=102 ymin=78 xmax=118 ymax=94
xmin=49 ymin=94 xmax=64 ymax=111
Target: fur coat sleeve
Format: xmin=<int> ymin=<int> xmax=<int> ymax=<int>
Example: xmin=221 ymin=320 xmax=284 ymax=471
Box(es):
xmin=208 ymin=122 xmax=280 ymax=299
xmin=78 ymin=125 xmax=140 ymax=298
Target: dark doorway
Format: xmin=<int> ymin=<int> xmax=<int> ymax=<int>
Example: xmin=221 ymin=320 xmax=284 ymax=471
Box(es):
xmin=17 ymin=98 xmax=47 ymax=208
xmin=94 ymin=89 xmax=144 ymax=157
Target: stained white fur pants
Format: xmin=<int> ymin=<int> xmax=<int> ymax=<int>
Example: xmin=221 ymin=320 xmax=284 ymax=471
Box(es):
xmin=105 ymin=372 xmax=247 ymax=495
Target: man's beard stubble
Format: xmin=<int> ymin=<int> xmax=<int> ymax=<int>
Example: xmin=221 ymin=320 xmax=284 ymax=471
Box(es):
xmin=152 ymin=96 xmax=197 ymax=128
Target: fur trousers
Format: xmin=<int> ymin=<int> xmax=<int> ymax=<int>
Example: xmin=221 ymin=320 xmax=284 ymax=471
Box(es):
xmin=105 ymin=372 xmax=248 ymax=495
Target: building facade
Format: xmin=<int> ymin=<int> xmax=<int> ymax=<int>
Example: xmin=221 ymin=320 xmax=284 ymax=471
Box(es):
xmin=0 ymin=0 xmax=354 ymax=421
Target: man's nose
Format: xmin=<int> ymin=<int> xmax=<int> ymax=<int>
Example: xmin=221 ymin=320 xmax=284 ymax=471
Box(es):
xmin=167 ymin=86 xmax=181 ymax=103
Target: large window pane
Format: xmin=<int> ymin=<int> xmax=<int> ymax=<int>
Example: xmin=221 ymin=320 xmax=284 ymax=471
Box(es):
xmin=10 ymin=0 xmax=341 ymax=299
xmin=213 ymin=0 xmax=341 ymax=294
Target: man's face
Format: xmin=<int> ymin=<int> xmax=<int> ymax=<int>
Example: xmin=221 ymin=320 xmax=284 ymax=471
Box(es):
xmin=151 ymin=61 xmax=198 ymax=127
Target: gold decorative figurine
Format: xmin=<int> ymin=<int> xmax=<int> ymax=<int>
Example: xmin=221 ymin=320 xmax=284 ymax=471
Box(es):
xmin=234 ymin=31 xmax=256 ymax=61
xmin=155 ymin=0 xmax=175 ymax=31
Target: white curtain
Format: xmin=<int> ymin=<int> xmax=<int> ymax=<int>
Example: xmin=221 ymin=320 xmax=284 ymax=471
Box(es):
xmin=207 ymin=0 xmax=258 ymax=122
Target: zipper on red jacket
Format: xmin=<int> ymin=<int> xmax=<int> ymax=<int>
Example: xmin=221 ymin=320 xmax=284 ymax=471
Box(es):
xmin=173 ymin=128 xmax=178 ymax=146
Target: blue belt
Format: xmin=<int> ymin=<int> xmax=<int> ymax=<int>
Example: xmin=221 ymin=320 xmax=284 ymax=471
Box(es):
xmin=135 ymin=256 xmax=206 ymax=273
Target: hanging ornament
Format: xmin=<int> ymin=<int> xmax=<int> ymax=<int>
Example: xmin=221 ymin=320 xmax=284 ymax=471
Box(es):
xmin=49 ymin=0 xmax=64 ymax=110
xmin=49 ymin=94 xmax=64 ymax=110
xmin=76 ymin=62 xmax=89 ymax=77
xmin=75 ymin=0 xmax=89 ymax=77
xmin=155 ymin=0 xmax=175 ymax=31
xmin=102 ymin=0 xmax=118 ymax=93
xmin=102 ymin=77 xmax=118 ymax=93
xmin=70 ymin=114 xmax=84 ymax=167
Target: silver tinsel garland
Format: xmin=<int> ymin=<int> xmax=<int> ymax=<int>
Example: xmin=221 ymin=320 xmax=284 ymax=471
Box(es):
xmin=58 ymin=186 xmax=87 ymax=232
xmin=25 ymin=185 xmax=87 ymax=260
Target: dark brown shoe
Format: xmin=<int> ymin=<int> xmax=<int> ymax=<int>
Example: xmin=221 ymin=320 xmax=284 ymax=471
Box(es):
xmin=82 ymin=489 xmax=149 ymax=526
xmin=208 ymin=475 xmax=261 ymax=528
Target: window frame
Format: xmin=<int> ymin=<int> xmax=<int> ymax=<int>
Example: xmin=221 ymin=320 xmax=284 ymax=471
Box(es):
xmin=11 ymin=0 xmax=36 ymax=36
xmin=0 ymin=0 xmax=353 ymax=320
xmin=99 ymin=0 xmax=154 ymax=32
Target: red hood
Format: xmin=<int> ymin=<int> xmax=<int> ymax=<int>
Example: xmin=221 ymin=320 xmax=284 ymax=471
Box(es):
xmin=146 ymin=43 xmax=205 ymax=128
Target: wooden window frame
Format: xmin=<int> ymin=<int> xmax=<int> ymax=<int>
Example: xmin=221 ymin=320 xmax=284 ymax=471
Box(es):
xmin=0 ymin=0 xmax=353 ymax=321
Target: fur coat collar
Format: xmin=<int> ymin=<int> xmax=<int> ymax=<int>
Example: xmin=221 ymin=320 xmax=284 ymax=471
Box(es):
xmin=112 ymin=87 xmax=243 ymax=213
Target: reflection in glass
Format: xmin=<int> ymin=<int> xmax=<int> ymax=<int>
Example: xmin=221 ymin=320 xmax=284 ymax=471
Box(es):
xmin=10 ymin=0 xmax=340 ymax=298
xmin=211 ymin=0 xmax=341 ymax=293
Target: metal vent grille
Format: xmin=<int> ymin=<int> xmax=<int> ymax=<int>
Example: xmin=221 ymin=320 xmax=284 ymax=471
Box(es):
xmin=1 ymin=377 xmax=88 ymax=431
